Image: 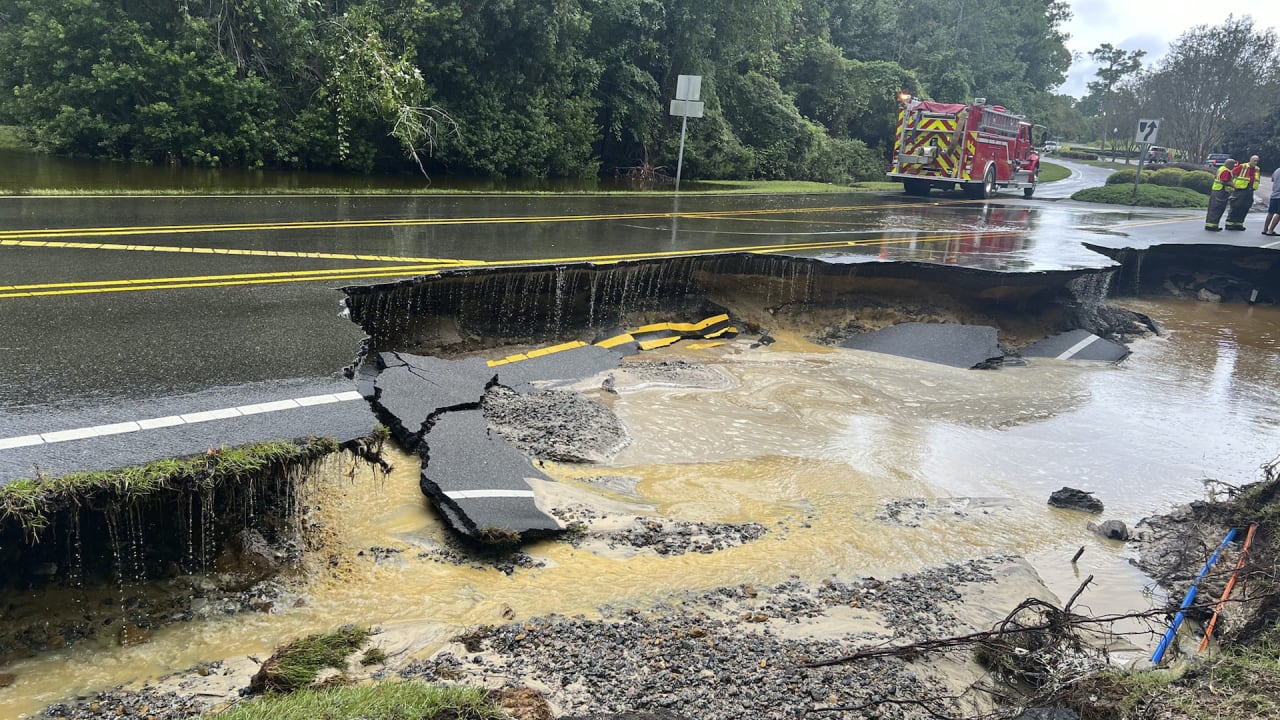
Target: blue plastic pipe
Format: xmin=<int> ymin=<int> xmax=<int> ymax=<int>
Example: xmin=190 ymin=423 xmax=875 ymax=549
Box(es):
xmin=1151 ymin=527 xmax=1238 ymax=665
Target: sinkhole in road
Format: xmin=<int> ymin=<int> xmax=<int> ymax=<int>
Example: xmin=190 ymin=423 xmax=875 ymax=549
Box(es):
xmin=4 ymin=250 xmax=1280 ymax=717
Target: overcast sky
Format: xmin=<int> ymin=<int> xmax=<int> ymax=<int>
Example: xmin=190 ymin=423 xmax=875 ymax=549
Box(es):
xmin=1057 ymin=3 xmax=1280 ymax=97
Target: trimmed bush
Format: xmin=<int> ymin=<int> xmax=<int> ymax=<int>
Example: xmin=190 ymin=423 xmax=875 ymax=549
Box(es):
xmin=1149 ymin=168 xmax=1187 ymax=187
xmin=1071 ymin=184 xmax=1209 ymax=208
xmin=1105 ymin=169 xmax=1155 ymax=185
xmin=1059 ymin=150 xmax=1100 ymax=160
xmin=1179 ymin=170 xmax=1215 ymax=195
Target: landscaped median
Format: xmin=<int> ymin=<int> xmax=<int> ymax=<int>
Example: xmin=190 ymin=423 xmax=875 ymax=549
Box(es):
xmin=1071 ymin=166 xmax=1213 ymax=208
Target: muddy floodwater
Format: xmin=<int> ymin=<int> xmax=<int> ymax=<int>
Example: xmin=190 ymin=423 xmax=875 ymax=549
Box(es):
xmin=3 ymin=298 xmax=1279 ymax=717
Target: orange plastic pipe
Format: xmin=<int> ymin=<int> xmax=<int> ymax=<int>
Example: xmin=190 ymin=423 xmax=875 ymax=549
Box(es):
xmin=1198 ymin=523 xmax=1258 ymax=652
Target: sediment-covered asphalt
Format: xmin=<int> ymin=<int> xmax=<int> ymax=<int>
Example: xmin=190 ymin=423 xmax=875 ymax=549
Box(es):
xmin=0 ymin=377 xmax=374 ymax=483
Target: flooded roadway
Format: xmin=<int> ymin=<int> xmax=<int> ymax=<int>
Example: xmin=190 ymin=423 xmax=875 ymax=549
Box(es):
xmin=0 ymin=168 xmax=1256 ymax=409
xmin=1 ymin=296 xmax=1279 ymax=718
xmin=4 ymin=170 xmax=1280 ymax=716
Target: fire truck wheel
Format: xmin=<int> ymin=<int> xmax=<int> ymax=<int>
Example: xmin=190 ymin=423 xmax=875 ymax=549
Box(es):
xmin=981 ymin=165 xmax=997 ymax=199
xmin=1023 ymin=168 xmax=1039 ymax=199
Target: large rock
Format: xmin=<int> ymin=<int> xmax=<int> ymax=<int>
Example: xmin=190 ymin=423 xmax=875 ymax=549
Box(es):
xmin=1047 ymin=487 xmax=1104 ymax=514
xmin=1087 ymin=519 xmax=1130 ymax=541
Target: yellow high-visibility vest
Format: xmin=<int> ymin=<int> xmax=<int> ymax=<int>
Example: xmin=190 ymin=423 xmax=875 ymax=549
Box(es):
xmin=1233 ymin=164 xmax=1260 ymax=190
xmin=1213 ymin=167 xmax=1235 ymax=191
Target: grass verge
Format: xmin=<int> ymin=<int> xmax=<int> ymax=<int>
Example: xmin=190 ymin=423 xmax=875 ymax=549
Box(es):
xmin=0 ymin=178 xmax=868 ymax=197
xmin=1070 ymin=184 xmax=1208 ymax=209
xmin=248 ymin=625 xmax=371 ymax=694
xmin=1037 ymin=161 xmax=1071 ymax=183
xmin=218 ymin=680 xmax=506 ymax=719
xmin=0 ymin=437 xmax=340 ymax=536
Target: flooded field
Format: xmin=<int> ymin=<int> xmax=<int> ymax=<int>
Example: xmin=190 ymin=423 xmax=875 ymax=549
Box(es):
xmin=2 ymin=296 xmax=1277 ymax=718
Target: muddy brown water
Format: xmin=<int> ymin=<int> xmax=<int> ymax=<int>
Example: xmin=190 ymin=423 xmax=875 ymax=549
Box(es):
xmin=2 ymin=298 xmax=1278 ymax=717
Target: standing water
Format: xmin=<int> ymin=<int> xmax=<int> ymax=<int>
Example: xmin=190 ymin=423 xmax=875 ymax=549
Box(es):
xmin=1 ymin=298 xmax=1277 ymax=717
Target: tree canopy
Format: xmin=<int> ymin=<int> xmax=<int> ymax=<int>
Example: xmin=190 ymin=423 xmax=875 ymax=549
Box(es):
xmin=0 ymin=0 xmax=1077 ymax=181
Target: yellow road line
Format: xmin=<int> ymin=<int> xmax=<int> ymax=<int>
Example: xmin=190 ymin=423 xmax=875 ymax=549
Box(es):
xmin=0 ymin=229 xmax=1025 ymax=298
xmin=0 ymin=238 xmax=469 ymax=264
xmin=0 ymin=268 xmax=459 ymax=298
xmin=0 ymin=200 xmax=967 ymax=241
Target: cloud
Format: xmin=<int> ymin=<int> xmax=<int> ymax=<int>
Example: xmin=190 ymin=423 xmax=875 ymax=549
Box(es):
xmin=1054 ymin=4 xmax=1280 ymax=97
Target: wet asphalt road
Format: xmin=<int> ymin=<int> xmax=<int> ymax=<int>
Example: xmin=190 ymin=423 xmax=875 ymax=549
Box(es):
xmin=0 ymin=160 xmax=1273 ymax=479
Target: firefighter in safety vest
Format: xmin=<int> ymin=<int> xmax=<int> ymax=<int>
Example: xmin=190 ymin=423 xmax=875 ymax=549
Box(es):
xmin=1205 ymin=159 xmax=1238 ymax=231
xmin=1225 ymin=155 xmax=1261 ymax=231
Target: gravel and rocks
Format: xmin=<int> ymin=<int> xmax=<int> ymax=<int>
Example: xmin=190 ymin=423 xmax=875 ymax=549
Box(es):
xmin=484 ymin=386 xmax=631 ymax=463
xmin=414 ymin=540 xmax=547 ymax=575
xmin=611 ymin=360 xmax=728 ymax=390
xmin=876 ymin=497 xmax=1012 ymax=527
xmin=549 ymin=505 xmax=769 ymax=556
xmin=36 ymin=555 xmax=1044 ymax=719
xmin=401 ymin=557 xmax=1016 ymax=719
xmin=43 ymin=690 xmax=204 ymax=719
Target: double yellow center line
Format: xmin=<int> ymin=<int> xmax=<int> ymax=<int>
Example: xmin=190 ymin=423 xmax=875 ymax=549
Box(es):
xmin=0 ymin=230 xmax=1027 ymax=298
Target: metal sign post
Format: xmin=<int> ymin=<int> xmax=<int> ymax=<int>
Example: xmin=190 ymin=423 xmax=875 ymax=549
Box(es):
xmin=669 ymin=75 xmax=704 ymax=194
xmin=1132 ymin=119 xmax=1161 ymax=199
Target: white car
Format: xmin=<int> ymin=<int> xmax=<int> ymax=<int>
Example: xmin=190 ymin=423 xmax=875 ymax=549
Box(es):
xmin=1041 ymin=141 xmax=1060 ymax=154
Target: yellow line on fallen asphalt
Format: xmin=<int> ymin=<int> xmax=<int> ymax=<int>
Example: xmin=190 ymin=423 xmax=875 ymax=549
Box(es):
xmin=0 ymin=200 xmax=969 ymax=241
xmin=0 ymin=238 xmax=470 ymax=264
xmin=0 ymin=229 xmax=1024 ymax=298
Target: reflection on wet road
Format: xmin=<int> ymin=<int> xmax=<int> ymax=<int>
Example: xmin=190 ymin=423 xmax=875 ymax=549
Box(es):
xmin=0 ymin=183 xmax=1262 ymax=408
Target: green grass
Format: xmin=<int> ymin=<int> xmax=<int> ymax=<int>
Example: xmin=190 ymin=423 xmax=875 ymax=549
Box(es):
xmin=1070 ymin=183 xmax=1209 ymax=209
xmin=0 ymin=125 xmax=29 ymax=150
xmin=250 ymin=625 xmax=371 ymax=694
xmin=1037 ymin=161 xmax=1071 ymax=183
xmin=218 ymin=680 xmax=506 ymax=719
xmin=689 ymin=179 xmax=859 ymax=193
xmin=0 ymin=179 xmax=869 ymax=197
xmin=851 ymin=180 xmax=906 ymax=192
xmin=0 ymin=437 xmax=340 ymax=536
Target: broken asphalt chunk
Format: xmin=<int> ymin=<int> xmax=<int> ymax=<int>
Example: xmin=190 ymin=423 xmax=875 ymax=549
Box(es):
xmin=1020 ymin=329 xmax=1130 ymax=363
xmin=371 ymin=352 xmax=494 ymax=449
xmin=839 ymin=323 xmax=1004 ymax=369
xmin=421 ymin=409 xmax=561 ymax=542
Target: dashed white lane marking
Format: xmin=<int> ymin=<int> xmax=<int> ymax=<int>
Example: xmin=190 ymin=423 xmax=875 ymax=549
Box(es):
xmin=444 ymin=490 xmax=537 ymax=500
xmin=1055 ymin=333 xmax=1102 ymax=360
xmin=0 ymin=390 xmax=364 ymax=450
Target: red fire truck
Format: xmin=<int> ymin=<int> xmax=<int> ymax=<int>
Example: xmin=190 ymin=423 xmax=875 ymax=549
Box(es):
xmin=887 ymin=97 xmax=1040 ymax=199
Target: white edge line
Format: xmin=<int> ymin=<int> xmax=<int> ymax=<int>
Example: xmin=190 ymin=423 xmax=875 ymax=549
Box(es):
xmin=238 ymin=399 xmax=302 ymax=415
xmin=42 ymin=427 xmax=102 ymax=443
xmin=138 ymin=415 xmax=186 ymax=430
xmin=181 ymin=407 xmax=244 ymax=424
xmin=295 ymin=394 xmax=341 ymax=407
xmin=1055 ymin=333 xmax=1102 ymax=360
xmin=1 ymin=390 xmax=367 ymax=449
xmin=444 ymin=490 xmax=537 ymax=500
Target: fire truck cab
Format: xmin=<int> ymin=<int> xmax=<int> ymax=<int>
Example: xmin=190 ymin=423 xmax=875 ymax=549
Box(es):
xmin=888 ymin=97 xmax=1040 ymax=199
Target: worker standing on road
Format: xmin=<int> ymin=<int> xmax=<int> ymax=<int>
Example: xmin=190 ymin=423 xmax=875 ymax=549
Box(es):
xmin=1263 ymin=164 xmax=1280 ymax=236
xmin=1205 ymin=159 xmax=1237 ymax=231
xmin=1225 ymin=155 xmax=1261 ymax=231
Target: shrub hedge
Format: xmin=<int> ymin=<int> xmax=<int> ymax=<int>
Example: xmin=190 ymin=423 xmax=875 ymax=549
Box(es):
xmin=1072 ymin=184 xmax=1209 ymax=208
xmin=1149 ymin=168 xmax=1187 ymax=187
xmin=1179 ymin=170 xmax=1215 ymax=195
xmin=1105 ymin=169 xmax=1155 ymax=185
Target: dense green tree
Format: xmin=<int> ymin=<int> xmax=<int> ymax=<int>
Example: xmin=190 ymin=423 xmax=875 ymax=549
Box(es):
xmin=0 ymin=0 xmax=1075 ymax=181
xmin=1139 ymin=16 xmax=1280 ymax=162
xmin=1080 ymin=43 xmax=1145 ymax=155
xmin=1025 ymin=92 xmax=1088 ymax=142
